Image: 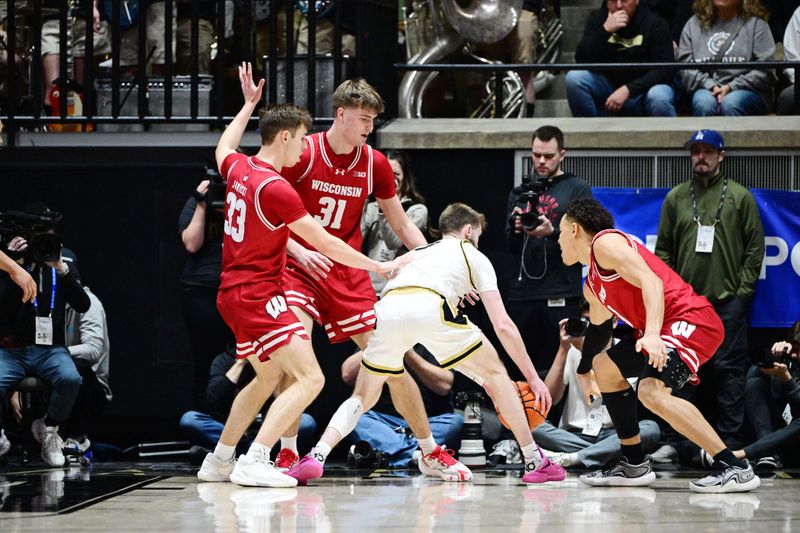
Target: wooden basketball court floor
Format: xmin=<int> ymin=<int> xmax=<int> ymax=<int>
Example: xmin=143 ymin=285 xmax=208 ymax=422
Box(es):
xmin=1 ymin=462 xmax=798 ymax=532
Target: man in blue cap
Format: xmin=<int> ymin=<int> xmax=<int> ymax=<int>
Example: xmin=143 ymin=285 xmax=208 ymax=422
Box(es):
xmin=654 ymin=130 xmax=764 ymax=462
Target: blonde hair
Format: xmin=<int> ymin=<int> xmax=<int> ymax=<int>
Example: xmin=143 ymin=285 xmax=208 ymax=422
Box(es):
xmin=332 ymin=79 xmax=385 ymax=115
xmin=693 ymin=0 xmax=769 ymax=27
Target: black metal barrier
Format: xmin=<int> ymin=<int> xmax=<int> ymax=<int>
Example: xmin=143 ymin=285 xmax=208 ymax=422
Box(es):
xmin=395 ymin=60 xmax=800 ymax=119
xmin=0 ymin=0 xmax=367 ymax=146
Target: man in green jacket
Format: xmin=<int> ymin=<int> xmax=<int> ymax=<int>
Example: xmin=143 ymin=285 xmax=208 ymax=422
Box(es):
xmin=655 ymin=129 xmax=764 ymax=452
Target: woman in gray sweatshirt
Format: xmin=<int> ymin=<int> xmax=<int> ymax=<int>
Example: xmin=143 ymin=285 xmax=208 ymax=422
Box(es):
xmin=678 ymin=0 xmax=776 ymax=116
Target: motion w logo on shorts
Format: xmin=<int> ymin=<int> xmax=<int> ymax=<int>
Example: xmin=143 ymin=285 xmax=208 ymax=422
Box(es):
xmin=671 ymin=321 xmax=696 ymax=339
xmin=266 ymin=295 xmax=288 ymax=319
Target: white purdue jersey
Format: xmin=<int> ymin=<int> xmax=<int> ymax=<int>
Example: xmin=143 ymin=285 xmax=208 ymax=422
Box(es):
xmin=381 ymin=238 xmax=498 ymax=309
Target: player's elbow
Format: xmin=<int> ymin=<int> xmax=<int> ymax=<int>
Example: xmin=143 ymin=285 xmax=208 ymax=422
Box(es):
xmin=493 ymin=318 xmax=518 ymax=340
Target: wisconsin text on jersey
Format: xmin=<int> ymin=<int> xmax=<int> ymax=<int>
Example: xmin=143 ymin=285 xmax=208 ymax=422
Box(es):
xmin=310 ymin=180 xmax=363 ymax=198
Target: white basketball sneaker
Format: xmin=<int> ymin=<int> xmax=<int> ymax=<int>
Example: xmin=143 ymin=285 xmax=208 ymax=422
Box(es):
xmin=418 ymin=446 xmax=473 ymax=482
xmin=230 ymin=448 xmax=298 ymax=488
xmin=197 ymin=452 xmax=236 ymax=482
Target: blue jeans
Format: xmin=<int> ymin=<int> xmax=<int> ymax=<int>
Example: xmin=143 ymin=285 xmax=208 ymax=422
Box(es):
xmin=533 ymin=419 xmax=661 ymax=468
xmin=565 ymin=70 xmax=677 ymax=117
xmin=180 ymin=411 xmax=317 ymax=453
xmin=350 ymin=411 xmax=464 ymax=467
xmin=691 ymin=89 xmax=766 ymax=116
xmin=0 ymin=345 xmax=82 ymax=425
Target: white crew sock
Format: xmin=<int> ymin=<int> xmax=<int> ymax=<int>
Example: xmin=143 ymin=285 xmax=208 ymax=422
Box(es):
xmin=418 ymin=435 xmax=437 ymax=456
xmin=521 ymin=442 xmax=543 ymax=469
xmin=310 ymin=442 xmax=332 ymax=464
xmin=281 ymin=435 xmax=298 ymax=454
xmin=245 ymin=442 xmax=271 ymax=462
xmin=213 ymin=442 xmax=236 ymax=462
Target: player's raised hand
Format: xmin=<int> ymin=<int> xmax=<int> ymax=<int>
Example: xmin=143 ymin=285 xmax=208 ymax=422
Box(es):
xmin=239 ymin=62 xmax=264 ymax=105
xmin=636 ymin=333 xmax=669 ymax=372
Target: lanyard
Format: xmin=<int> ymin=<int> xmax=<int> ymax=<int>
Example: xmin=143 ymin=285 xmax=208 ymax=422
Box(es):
xmin=690 ymin=175 xmax=728 ymax=227
xmin=31 ymin=267 xmax=57 ymax=318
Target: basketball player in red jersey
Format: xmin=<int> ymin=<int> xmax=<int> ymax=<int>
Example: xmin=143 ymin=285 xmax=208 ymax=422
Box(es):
xmin=265 ymin=79 xmax=473 ymax=482
xmin=196 ymin=63 xmax=408 ymax=488
xmin=557 ymin=197 xmax=760 ymax=493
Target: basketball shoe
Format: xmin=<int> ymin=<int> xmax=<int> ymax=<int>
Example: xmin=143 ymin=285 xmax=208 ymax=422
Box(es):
xmin=522 ymin=454 xmax=566 ymax=483
xmin=418 ymin=446 xmax=473 ymax=482
xmin=198 ymin=452 xmax=236 ymax=482
xmin=275 ymin=448 xmax=299 ymax=472
xmin=580 ymin=457 xmax=656 ymax=487
xmin=286 ymin=454 xmax=325 ymax=485
xmin=230 ymin=447 xmax=298 ymax=488
xmin=32 ymin=418 xmax=65 ymax=467
xmin=689 ymin=460 xmax=760 ymax=493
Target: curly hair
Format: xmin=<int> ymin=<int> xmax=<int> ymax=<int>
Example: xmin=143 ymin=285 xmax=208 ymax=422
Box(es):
xmin=563 ymin=197 xmax=615 ymax=236
xmin=693 ymin=0 xmax=769 ymax=28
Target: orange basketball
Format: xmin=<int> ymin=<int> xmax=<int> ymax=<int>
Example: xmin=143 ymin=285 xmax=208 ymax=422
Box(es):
xmin=497 ymin=381 xmax=548 ymax=430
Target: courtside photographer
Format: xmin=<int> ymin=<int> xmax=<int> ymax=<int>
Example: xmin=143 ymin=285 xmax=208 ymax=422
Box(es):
xmin=0 ymin=203 xmax=89 ymax=466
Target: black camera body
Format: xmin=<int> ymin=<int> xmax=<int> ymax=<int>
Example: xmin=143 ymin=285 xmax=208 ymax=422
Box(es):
xmin=565 ymin=316 xmax=590 ymax=337
xmin=754 ymin=345 xmax=797 ymax=371
xmin=510 ymin=174 xmax=548 ymax=231
xmin=204 ymin=167 xmax=228 ymax=210
xmin=0 ymin=209 xmax=63 ymax=263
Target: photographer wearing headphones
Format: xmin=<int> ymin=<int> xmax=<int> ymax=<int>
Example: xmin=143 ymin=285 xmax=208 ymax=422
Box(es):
xmin=178 ymin=163 xmax=234 ymax=405
xmin=504 ymin=125 xmax=593 ymax=374
xmin=0 ymin=204 xmax=89 ymax=466
xmin=730 ymin=322 xmax=800 ymax=469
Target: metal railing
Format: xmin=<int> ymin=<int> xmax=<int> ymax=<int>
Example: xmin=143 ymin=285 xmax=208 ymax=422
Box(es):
xmin=1 ymin=0 xmax=350 ymax=145
xmin=395 ymin=60 xmax=800 ymax=118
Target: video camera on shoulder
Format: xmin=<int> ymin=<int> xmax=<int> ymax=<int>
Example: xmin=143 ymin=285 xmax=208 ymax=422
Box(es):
xmin=0 ymin=208 xmax=63 ymax=263
xmin=199 ymin=164 xmax=227 ymax=210
xmin=510 ymin=174 xmax=548 ymax=231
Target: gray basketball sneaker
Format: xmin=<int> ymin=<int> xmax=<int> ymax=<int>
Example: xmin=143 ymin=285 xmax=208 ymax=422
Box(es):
xmin=580 ymin=458 xmax=656 ymax=487
xmin=689 ymin=460 xmax=761 ymax=493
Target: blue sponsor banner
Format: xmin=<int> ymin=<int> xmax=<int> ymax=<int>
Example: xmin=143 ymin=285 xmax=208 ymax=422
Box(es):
xmin=593 ymin=188 xmax=800 ymax=328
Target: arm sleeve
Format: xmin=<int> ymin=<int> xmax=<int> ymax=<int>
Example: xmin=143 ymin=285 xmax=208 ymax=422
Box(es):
xmin=260 ymin=180 xmax=309 ymax=227
xmin=625 ymin=17 xmax=676 ymax=96
xmin=736 ymin=192 xmax=765 ymax=300
xmin=654 ymin=193 xmax=677 ymax=268
xmin=67 ymin=298 xmax=106 ymax=364
xmin=726 ymin=19 xmax=776 ymax=93
xmin=678 ymin=19 xmax=717 ymax=92
xmin=372 ymin=152 xmax=398 ymax=201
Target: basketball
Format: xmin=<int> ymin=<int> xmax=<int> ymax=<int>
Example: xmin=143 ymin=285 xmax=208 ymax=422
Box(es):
xmin=497 ymin=381 xmax=548 ymax=430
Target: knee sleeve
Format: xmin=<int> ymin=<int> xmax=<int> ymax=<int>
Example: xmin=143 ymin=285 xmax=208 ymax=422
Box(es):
xmin=327 ymin=397 xmax=364 ymax=439
xmin=602 ymin=387 xmax=640 ymax=440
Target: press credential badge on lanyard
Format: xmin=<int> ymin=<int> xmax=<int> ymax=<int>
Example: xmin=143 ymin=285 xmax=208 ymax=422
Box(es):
xmin=34 ymin=267 xmax=56 ymax=346
xmin=691 ymin=176 xmax=727 ymax=254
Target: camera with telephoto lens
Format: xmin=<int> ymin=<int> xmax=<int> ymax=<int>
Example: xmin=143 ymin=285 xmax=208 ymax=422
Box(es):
xmin=565 ymin=316 xmax=590 ymax=337
xmin=0 ymin=209 xmax=63 ymax=263
xmin=197 ymin=163 xmax=227 ymax=209
xmin=753 ymin=345 xmax=798 ymax=371
xmin=509 ymin=174 xmax=548 ymax=231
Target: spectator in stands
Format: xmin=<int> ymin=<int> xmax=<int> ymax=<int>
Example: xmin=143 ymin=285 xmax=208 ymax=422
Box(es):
xmin=63 ymin=284 xmax=111 ymax=457
xmin=117 ymin=0 xmax=176 ymax=76
xmin=176 ymin=0 xmax=215 ymax=75
xmin=678 ymin=0 xmax=776 ymax=116
xmin=361 ymin=150 xmax=428 ymax=295
xmin=536 ymin=305 xmax=661 ymax=468
xmin=566 ymin=0 xmax=677 ymax=117
xmin=733 ymin=322 xmax=800 ymax=469
xmin=777 ymin=6 xmax=799 ymax=115
xmin=0 ymin=212 xmax=89 ymax=467
xmin=655 ymin=130 xmax=764 ymax=450
xmin=340 ymin=347 xmax=463 ymax=468
xmin=178 ymin=170 xmax=233 ymax=405
xmin=180 ymin=349 xmax=316 ymax=464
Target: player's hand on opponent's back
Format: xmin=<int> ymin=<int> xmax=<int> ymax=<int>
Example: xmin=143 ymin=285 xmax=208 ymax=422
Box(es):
xmin=294 ymin=248 xmax=333 ymax=281
xmin=239 ymin=61 xmax=264 ymax=104
xmin=636 ymin=333 xmax=669 ymax=372
xmin=459 ymin=288 xmax=481 ymax=308
xmin=527 ymin=374 xmax=552 ymax=414
xmin=377 ymin=251 xmax=414 ymax=280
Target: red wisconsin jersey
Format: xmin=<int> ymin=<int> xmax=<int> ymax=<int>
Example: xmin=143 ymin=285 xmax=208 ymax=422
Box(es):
xmin=282 ymin=131 xmax=396 ymax=251
xmin=218 ymin=153 xmax=308 ymax=290
xmin=586 ymin=229 xmax=715 ymax=330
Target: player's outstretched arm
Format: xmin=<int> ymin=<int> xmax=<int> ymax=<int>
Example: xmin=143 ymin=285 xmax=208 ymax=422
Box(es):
xmin=482 ymin=289 xmax=552 ymax=413
xmin=288 ymin=214 xmax=410 ymax=276
xmin=216 ymin=62 xmax=264 ymax=171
